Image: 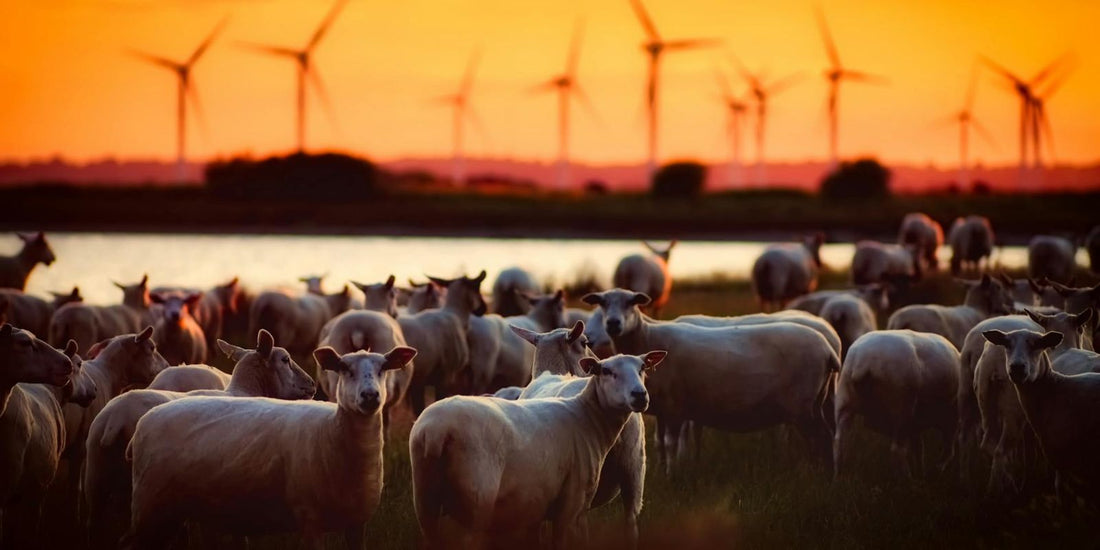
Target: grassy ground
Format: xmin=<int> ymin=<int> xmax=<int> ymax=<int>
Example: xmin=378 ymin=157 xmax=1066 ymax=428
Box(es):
xmin=35 ymin=265 xmax=1100 ymax=549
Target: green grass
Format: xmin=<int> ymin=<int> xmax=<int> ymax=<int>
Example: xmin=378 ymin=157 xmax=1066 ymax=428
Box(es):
xmin=34 ymin=266 xmax=1100 ymax=549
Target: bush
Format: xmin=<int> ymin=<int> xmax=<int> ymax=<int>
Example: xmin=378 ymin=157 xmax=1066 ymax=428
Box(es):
xmin=819 ymin=158 xmax=890 ymax=200
xmin=652 ymin=161 xmax=707 ymax=198
xmin=205 ymin=153 xmax=381 ymax=201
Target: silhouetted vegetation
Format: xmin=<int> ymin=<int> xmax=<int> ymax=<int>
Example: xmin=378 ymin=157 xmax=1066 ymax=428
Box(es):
xmin=651 ymin=161 xmax=707 ymax=198
xmin=205 ymin=153 xmax=382 ymax=201
xmin=819 ymin=158 xmax=891 ymax=200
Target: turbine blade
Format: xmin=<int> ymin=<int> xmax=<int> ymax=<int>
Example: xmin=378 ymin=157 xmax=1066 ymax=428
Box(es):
xmin=308 ymin=67 xmax=340 ymax=134
xmin=460 ymin=48 xmax=481 ymax=97
xmin=1030 ymin=52 xmax=1074 ymax=87
xmin=1037 ymin=63 xmax=1075 ymax=100
xmin=566 ymin=18 xmax=585 ymax=78
xmin=814 ymin=6 xmax=841 ymax=69
xmin=1036 ymin=104 xmax=1056 ymax=162
xmin=713 ymin=66 xmax=733 ymax=101
xmin=128 ymin=50 xmax=182 ymax=71
xmin=663 ymin=38 xmax=722 ymax=50
xmin=238 ymin=42 xmax=300 ymax=59
xmin=188 ymin=17 xmax=229 ymax=66
xmin=186 ymin=81 xmax=210 ymax=143
xmin=572 ymin=82 xmax=602 ymax=126
xmin=978 ymin=55 xmax=1024 ymax=86
xmin=628 ymin=0 xmax=660 ymax=41
xmin=842 ymin=70 xmax=888 ymax=85
xmin=766 ymin=72 xmax=804 ymax=96
xmin=465 ymin=103 xmax=491 ymax=149
xmin=527 ymin=79 xmax=559 ymax=95
xmin=727 ymin=53 xmax=758 ymax=89
xmin=963 ymin=61 xmax=979 ymax=111
xmin=308 ymin=0 xmax=348 ymax=50
xmin=970 ymin=117 xmax=998 ymax=151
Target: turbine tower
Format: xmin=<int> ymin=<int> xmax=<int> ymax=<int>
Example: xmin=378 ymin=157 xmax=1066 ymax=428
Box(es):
xmin=815 ymin=7 xmax=886 ymax=171
xmin=730 ymin=56 xmax=801 ymax=187
xmin=950 ymin=66 xmax=995 ymax=191
xmin=130 ymin=19 xmax=226 ymax=181
xmin=714 ymin=69 xmax=748 ymax=189
xmin=241 ymin=0 xmax=346 ymax=153
xmin=629 ymin=0 xmax=720 ymax=182
xmin=437 ymin=50 xmax=482 ymax=186
xmin=531 ymin=20 xmax=597 ymax=191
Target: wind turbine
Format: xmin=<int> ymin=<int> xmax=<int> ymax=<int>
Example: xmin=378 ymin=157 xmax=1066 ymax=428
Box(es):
xmin=950 ymin=66 xmax=995 ymax=191
xmin=241 ymin=0 xmax=346 ymax=154
xmin=530 ymin=20 xmax=597 ymax=191
xmin=130 ymin=19 xmax=226 ymax=181
xmin=436 ymin=50 xmax=483 ymax=186
xmin=629 ymin=0 xmax=720 ymax=182
xmin=730 ymin=56 xmax=801 ymax=187
xmin=1028 ymin=65 xmax=1073 ymax=170
xmin=714 ymin=69 xmax=748 ymax=189
xmin=815 ymin=7 xmax=886 ymax=171
xmin=981 ymin=54 xmax=1071 ymax=189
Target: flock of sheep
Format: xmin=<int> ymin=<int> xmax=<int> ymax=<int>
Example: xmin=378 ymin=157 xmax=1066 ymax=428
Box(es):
xmin=1 ymin=221 xmax=1100 ymax=549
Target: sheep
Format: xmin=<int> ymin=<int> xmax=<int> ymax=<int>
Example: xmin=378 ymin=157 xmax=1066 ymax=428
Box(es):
xmin=996 ymin=273 xmax=1061 ymax=309
xmin=1 ymin=330 xmax=93 ymax=548
xmin=467 ymin=290 xmax=567 ymax=395
xmin=981 ymin=328 xmax=1100 ymax=503
xmin=402 ymin=280 xmax=445 ymax=314
xmin=317 ymin=278 xmax=413 ymax=431
xmin=673 ymin=309 xmax=842 ymax=359
xmin=898 ymin=212 xmax=944 ymax=271
xmin=1087 ymin=225 xmax=1100 ymax=274
xmin=353 ymin=275 xmax=399 ymax=318
xmin=974 ymin=309 xmax=1093 ymax=494
xmin=398 ymin=271 xmax=487 ymax=415
xmin=147 ymin=364 xmax=231 ymax=392
xmin=851 ymin=240 xmax=921 ymax=286
xmin=83 ymin=330 xmax=315 ymax=548
xmin=248 ymin=284 xmax=352 ymax=356
xmin=410 ymin=350 xmax=665 ymax=548
xmin=947 ymin=215 xmax=994 ymax=275
xmin=614 ymin=240 xmax=677 ymax=316
xmin=834 ymin=330 xmax=961 ymax=479
xmin=123 ymin=345 xmax=416 ymax=549
xmin=492 ymin=267 xmax=540 ymax=316
xmin=48 ymin=274 xmax=151 ymax=355
xmin=584 ymin=308 xmax=615 ymax=358
xmin=1048 ymin=281 xmax=1100 ymax=350
xmin=819 ymin=294 xmax=877 ymax=359
xmin=148 ymin=290 xmax=207 ymax=365
xmin=298 ymin=273 xmax=328 ymax=294
xmin=0 ymin=286 xmax=82 ymax=338
xmin=510 ymin=321 xmax=648 ymax=547
xmin=565 ymin=306 xmax=592 ymax=327
xmin=1028 ymin=235 xmax=1077 ymax=284
xmin=154 ymin=277 xmax=241 ymax=358
xmin=751 ymin=234 xmax=823 ymax=311
xmin=886 ymin=274 xmax=1014 ymax=349
xmin=1033 ymin=309 xmax=1099 ymax=376
xmin=786 ymin=284 xmax=889 ymax=316
xmin=583 ymin=289 xmax=838 ymax=469
xmin=0 ymin=232 xmax=56 ymax=291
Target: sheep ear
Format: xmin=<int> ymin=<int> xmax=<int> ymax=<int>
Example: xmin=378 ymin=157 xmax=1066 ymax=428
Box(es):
xmin=135 ymin=326 xmax=154 ymax=343
xmin=350 ymin=281 xmax=370 ymax=294
xmin=509 ymin=324 xmax=541 ymax=346
xmin=578 ymin=357 xmax=601 ymax=376
xmin=1037 ymin=331 xmax=1063 ymax=350
xmin=87 ymin=338 xmax=109 ymax=359
xmin=997 ymin=272 xmax=1014 ymax=287
xmin=340 ymin=284 xmax=350 ymax=297
xmin=313 ymin=347 xmax=347 ymax=373
xmin=383 ymin=275 xmax=396 ymax=290
xmin=184 ymin=293 xmax=203 ymax=308
xmin=568 ymin=321 xmax=585 ymax=343
xmin=63 ymin=339 xmax=78 ymax=358
xmin=383 ymin=346 xmax=417 ymax=370
xmin=553 ymin=289 xmax=565 ymax=303
xmin=1076 ymin=308 xmax=1094 ymax=328
xmin=139 ymin=274 xmax=149 ymax=287
xmin=1 ymin=323 xmax=13 ymax=339
xmin=113 ymin=281 xmax=127 ymax=290
xmin=217 ymin=340 xmax=249 ymax=362
xmin=630 ymin=293 xmax=652 ymax=306
xmin=979 ymin=274 xmax=992 ymax=288
xmin=473 ymin=270 xmax=487 ymax=284
xmin=982 ymin=330 xmax=1009 ymax=347
xmin=256 ymin=329 xmax=275 ymax=358
xmin=1022 ymin=308 xmax=1042 ymax=324
xmin=1027 ymin=277 xmax=1044 ymax=295
xmin=581 ymin=293 xmax=603 ymax=306
xmin=16 ymin=232 xmax=31 ymax=242
xmin=641 ymin=350 xmax=667 ymax=371
xmin=426 ymin=275 xmax=452 ymax=287
xmin=149 ymin=293 xmax=166 ymax=305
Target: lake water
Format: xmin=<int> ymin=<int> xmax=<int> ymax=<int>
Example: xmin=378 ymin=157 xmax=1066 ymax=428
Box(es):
xmin=8 ymin=232 xmax=1063 ymax=304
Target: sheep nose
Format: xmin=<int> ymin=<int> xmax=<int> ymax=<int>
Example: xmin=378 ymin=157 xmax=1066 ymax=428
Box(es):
xmin=606 ymin=319 xmax=622 ymax=336
xmin=359 ymin=390 xmax=380 ymax=408
xmin=1007 ymin=362 xmax=1027 ymax=382
xmin=630 ymin=390 xmax=649 ymax=410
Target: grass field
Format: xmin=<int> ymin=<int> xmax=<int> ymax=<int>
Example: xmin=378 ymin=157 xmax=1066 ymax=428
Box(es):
xmin=34 ymin=265 xmax=1100 ymax=549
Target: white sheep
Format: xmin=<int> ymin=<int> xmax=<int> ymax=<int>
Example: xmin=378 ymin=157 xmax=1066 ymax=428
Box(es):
xmin=398 ymin=271 xmax=487 ymax=415
xmin=751 ymin=234 xmax=823 ymax=311
xmin=0 ymin=287 xmax=81 ymax=339
xmin=1048 ymin=281 xmax=1100 ymax=350
xmin=467 ymin=290 xmax=566 ymax=395
xmin=886 ymin=274 xmax=1014 ymax=349
xmin=673 ymin=309 xmax=842 ymax=359
xmin=0 ymin=232 xmax=56 ymax=291
xmin=410 ymin=350 xmax=665 ymax=548
xmin=123 ymin=345 xmax=415 ymax=548
xmin=509 ymin=321 xmax=648 ymax=547
xmin=248 ymin=284 xmax=352 ymax=356
xmin=402 ymin=280 xmax=445 ymax=314
xmin=834 ymin=330 xmax=961 ymax=479
xmin=1028 ymin=235 xmax=1077 ymax=284
xmin=819 ymin=294 xmax=877 ymax=359
xmin=583 ymin=289 xmax=838 ymax=469
xmin=352 ymin=275 xmax=399 ymax=318
xmin=147 ymin=364 xmax=231 ymax=392
xmin=492 ymin=267 xmax=540 ymax=317
xmin=786 ymin=284 xmax=889 ymax=316
xmin=898 ymin=212 xmax=944 ymax=271
xmin=153 ymin=277 xmax=241 ymax=356
xmin=48 ymin=274 xmax=151 ymax=355
xmin=613 ymin=240 xmax=677 ymax=315
xmin=851 ymin=240 xmax=921 ymax=286
xmin=1 ymin=329 xmax=93 ymax=548
xmin=583 ymin=308 xmax=615 ymax=358
xmin=947 ymin=215 xmax=995 ymax=275
xmin=83 ymin=330 xmax=315 ymax=548
xmin=148 ymin=290 xmax=207 ymax=365
xmin=982 ymin=328 xmax=1100 ymax=503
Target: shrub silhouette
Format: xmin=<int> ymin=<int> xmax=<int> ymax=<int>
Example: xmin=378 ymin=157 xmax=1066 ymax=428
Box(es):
xmin=819 ymin=158 xmax=890 ymax=200
xmin=652 ymin=161 xmax=707 ymax=198
xmin=205 ymin=153 xmax=380 ymax=201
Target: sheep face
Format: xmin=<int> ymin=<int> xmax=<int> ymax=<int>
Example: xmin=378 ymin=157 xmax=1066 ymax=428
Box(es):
xmin=429 ymin=271 xmax=488 ymax=316
xmin=114 ymin=327 xmax=170 ymax=384
xmin=982 ymin=329 xmax=1063 ymax=384
xmin=964 ymin=274 xmax=1014 ymax=316
xmin=405 ymin=281 xmax=445 ymax=313
xmin=1024 ymin=308 xmax=1093 ymax=350
xmin=213 ymin=277 xmax=241 ymax=314
xmin=1051 ymin=282 xmax=1100 ymax=318
xmin=523 ymin=290 xmax=566 ymax=330
xmin=113 ymin=274 xmax=151 ymax=309
xmin=218 ymin=329 xmax=316 ymax=399
xmin=583 ymin=309 xmax=615 ymax=358
xmin=314 ymin=346 xmax=418 ymax=415
xmin=61 ymin=344 xmax=97 ymax=407
xmin=353 ymin=275 xmax=398 ymax=318
xmin=17 ymin=231 xmax=55 ymax=266
xmin=581 ymin=289 xmax=651 ymax=338
xmin=0 ymin=323 xmax=73 ymax=386
xmin=150 ymin=291 xmax=202 ymax=326
xmin=857 ymin=284 xmax=889 ymax=312
xmin=511 ymin=321 xmax=592 ymax=376
xmin=578 ymin=351 xmax=666 ymax=413
xmin=49 ymin=286 xmax=83 ymax=309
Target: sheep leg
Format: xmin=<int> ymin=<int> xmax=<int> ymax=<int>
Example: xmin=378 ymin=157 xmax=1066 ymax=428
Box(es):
xmin=833 ymin=409 xmax=854 ymax=480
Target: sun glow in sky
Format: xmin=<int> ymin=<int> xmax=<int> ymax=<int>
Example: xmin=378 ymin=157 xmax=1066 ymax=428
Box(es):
xmin=2 ymin=0 xmax=1099 ymax=168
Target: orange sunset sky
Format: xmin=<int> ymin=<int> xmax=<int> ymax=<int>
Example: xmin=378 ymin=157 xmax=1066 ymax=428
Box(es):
xmin=2 ymin=0 xmax=1098 ymax=168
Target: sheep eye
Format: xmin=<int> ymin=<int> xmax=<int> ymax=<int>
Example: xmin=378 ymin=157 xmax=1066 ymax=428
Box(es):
xmin=282 ymin=356 xmax=290 ymax=364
